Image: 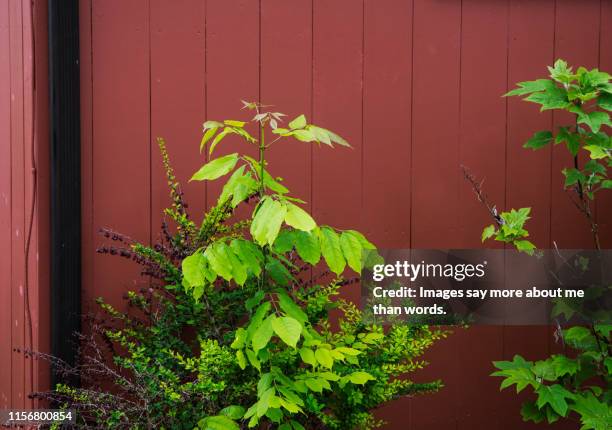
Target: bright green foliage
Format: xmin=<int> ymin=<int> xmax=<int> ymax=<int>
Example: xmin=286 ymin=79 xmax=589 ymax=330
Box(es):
xmin=481 ymin=208 xmax=535 ymax=254
xmin=493 ymin=324 xmax=611 ymax=429
xmin=180 ymin=103 xmax=445 ymax=429
xmin=487 ymin=60 xmax=612 ymax=430
xmin=505 ymin=59 xmax=612 ymax=201
xmin=484 ymin=60 xmax=612 ymax=252
xmin=46 ymin=104 xmax=445 ymax=429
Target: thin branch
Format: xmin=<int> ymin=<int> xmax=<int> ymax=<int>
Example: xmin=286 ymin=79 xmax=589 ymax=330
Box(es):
xmin=460 ymin=165 xmax=503 ymax=225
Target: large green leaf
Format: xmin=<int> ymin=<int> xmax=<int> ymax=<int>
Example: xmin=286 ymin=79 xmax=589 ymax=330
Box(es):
xmin=252 ymin=314 xmax=276 ymax=352
xmin=578 ymin=111 xmax=612 ymax=133
xmin=482 ymin=225 xmax=496 ymax=242
xmin=218 ymin=166 xmax=258 ymax=207
xmin=200 ymin=127 xmax=219 ymax=152
xmin=523 ymin=131 xmax=553 ymax=150
xmin=555 ymin=127 xmax=581 ymax=156
xmin=550 ymin=355 xmax=579 ymax=378
xmin=182 ymin=252 xmax=208 ymax=288
xmin=257 ymin=373 xmax=273 ymax=398
xmin=319 ymin=227 xmax=346 ymax=275
xmin=246 ymin=348 xmax=261 ymax=371
xmin=251 ymin=198 xmax=287 ymax=246
xmin=564 ymin=326 xmax=598 ymax=350
xmin=347 ymin=371 xmax=375 ymax=385
xmin=571 ymin=392 xmax=612 ymax=430
xmin=209 ymin=128 xmax=232 ymax=155
xmin=247 ymin=302 xmax=272 ymax=342
xmin=492 ymin=355 xmax=533 ymax=371
xmin=344 ymin=229 xmax=375 ymax=249
xmin=294 ymin=230 xmax=320 ymax=265
xmin=520 ymin=401 xmax=546 ymax=424
xmin=198 ymin=415 xmax=239 ymax=430
xmin=231 ymin=328 xmax=247 ymax=350
xmin=220 ymin=406 xmax=246 ymax=420
xmin=304 ymin=378 xmax=329 ymax=393
xmin=314 ymin=348 xmax=333 ymax=369
xmin=236 ymin=350 xmax=247 ymax=370
xmin=340 ymin=231 xmax=363 ymax=273
xmin=205 ymin=242 xmax=234 ymax=282
xmin=226 ymin=244 xmax=247 ymax=286
xmin=288 ymin=114 xmax=307 ymax=129
xmin=277 ymin=290 xmax=308 ymax=325
xmin=265 ymin=258 xmax=293 ymax=286
xmin=191 ymin=153 xmax=239 ymax=181
xmin=598 ymin=92 xmax=612 ymax=111
xmin=230 ymin=239 xmax=263 ymax=277
xmin=284 ymin=202 xmax=316 ymax=231
xmin=271 ymin=316 xmax=302 ymax=348
xmin=309 ymin=126 xmax=332 ymax=146
xmin=524 ymin=86 xmax=569 ymax=111
xmin=562 ymin=168 xmax=585 ymax=188
xmin=536 ymin=384 xmax=574 ymax=417
xmin=504 ymin=79 xmax=556 ymax=97
xmin=224 ymin=119 xmax=246 ymax=127
xmin=273 ymin=229 xmax=295 ymax=254
xmin=318 ymin=127 xmax=351 ymax=147
xmin=299 ymin=348 xmax=317 ymax=367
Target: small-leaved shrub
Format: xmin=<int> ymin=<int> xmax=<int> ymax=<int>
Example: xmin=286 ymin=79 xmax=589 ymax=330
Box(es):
xmin=38 ymin=102 xmax=446 ymax=430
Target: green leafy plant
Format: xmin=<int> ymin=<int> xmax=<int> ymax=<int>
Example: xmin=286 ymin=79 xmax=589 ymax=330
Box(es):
xmin=183 ymin=102 xmax=446 ymax=429
xmin=37 ymin=103 xmax=445 ymax=429
xmin=466 ymin=60 xmax=611 ymax=429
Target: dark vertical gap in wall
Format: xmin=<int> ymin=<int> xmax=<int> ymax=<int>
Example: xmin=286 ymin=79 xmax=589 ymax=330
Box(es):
xmin=203 ymin=0 xmax=208 ymax=208
xmin=360 ymin=0 xmax=365 ymax=217
xmin=48 ymin=0 xmax=81 ymax=387
xmin=310 ymin=0 xmax=315 ymax=216
xmin=549 ymin=0 xmax=557 ymax=252
xmin=409 ymin=0 xmax=415 ymax=250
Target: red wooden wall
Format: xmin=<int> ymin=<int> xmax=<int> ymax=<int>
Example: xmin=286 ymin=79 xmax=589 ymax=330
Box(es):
xmin=0 ymin=0 xmax=50 ymax=410
xmin=79 ymin=1 xmax=612 ymax=429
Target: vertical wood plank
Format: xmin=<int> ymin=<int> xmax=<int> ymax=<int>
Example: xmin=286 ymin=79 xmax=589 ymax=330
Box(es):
xmin=260 ymin=0 xmax=312 ymax=207
xmin=9 ymin=0 xmax=25 ymax=409
xmin=410 ymin=0 xmax=461 ymax=428
xmin=596 ymin=0 xmax=612 ymax=248
xmin=455 ymin=1 xmax=508 ymax=428
xmin=0 ymin=0 xmax=12 ymax=408
xmin=205 ymin=0 xmax=259 ymax=208
xmin=150 ymin=0 xmax=206 ymax=233
xmin=507 ymin=0 xmax=554 ymax=247
xmin=504 ymin=1 xmax=556 ymax=429
xmin=599 ymin=1 xmax=612 ymax=245
xmin=362 ymin=0 xmax=412 ymax=249
xmin=312 ymin=0 xmax=363 ymax=227
xmin=21 ymin=0 xmax=34 ymax=405
xmin=32 ymin=0 xmax=51 ymax=401
xmin=458 ymin=1 xmax=507 ymax=249
xmin=551 ymin=0 xmax=601 ymax=248
xmin=361 ymin=2 xmax=412 ymax=425
xmin=91 ymin=0 xmax=151 ymax=310
xmin=411 ymin=0 xmax=462 ymax=249
xmin=312 ymin=0 xmax=363 ymax=308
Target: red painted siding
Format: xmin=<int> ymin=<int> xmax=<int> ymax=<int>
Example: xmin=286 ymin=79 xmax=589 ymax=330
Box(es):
xmin=0 ymin=0 xmax=50 ymax=409
xmin=79 ymin=1 xmax=612 ymax=428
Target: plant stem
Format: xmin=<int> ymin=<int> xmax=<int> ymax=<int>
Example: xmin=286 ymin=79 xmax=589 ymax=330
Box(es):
xmin=573 ymin=119 xmax=601 ymax=250
xmin=259 ymin=120 xmax=267 ymax=289
xmin=259 ymin=125 xmax=265 ymax=197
